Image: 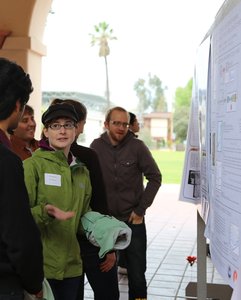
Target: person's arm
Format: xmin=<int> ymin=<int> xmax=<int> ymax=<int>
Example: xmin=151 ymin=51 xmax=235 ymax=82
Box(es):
xmin=83 ymin=167 xmax=92 ymax=215
xmin=44 ymin=204 xmax=75 ymax=220
xmin=0 ymin=152 xmax=44 ymax=294
xmin=134 ymin=141 xmax=162 ymax=216
xmin=71 ymin=144 xmax=109 ymax=214
xmin=86 ymin=149 xmax=109 ymax=214
xmin=23 ymin=158 xmax=56 ymax=230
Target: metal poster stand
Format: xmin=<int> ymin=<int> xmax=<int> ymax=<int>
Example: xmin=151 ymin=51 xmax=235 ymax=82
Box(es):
xmin=185 ymin=212 xmax=232 ymax=300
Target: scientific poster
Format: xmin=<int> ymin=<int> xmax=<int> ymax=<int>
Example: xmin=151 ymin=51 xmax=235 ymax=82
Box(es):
xmin=180 ymin=1 xmax=241 ymax=297
xmin=208 ymin=0 xmax=241 ymax=288
xmin=178 ymin=84 xmax=200 ymax=204
xmin=179 ymin=37 xmax=210 ymax=208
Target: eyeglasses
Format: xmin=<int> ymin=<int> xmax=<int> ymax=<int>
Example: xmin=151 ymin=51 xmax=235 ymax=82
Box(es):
xmin=110 ymin=120 xmax=129 ymax=128
xmin=48 ymin=122 xmax=76 ymax=130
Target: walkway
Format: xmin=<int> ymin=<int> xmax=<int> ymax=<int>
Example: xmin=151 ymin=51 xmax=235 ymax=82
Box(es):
xmin=83 ymin=184 xmax=225 ymax=299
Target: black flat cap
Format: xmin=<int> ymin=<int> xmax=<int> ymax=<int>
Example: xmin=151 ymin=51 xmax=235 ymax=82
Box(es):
xmin=42 ymin=103 xmax=78 ymax=125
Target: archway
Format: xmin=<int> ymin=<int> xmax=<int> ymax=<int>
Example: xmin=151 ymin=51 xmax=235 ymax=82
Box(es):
xmin=0 ymin=0 xmax=52 ymax=136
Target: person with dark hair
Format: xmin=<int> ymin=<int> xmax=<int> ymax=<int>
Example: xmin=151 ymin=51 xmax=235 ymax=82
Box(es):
xmin=23 ymin=102 xmax=92 ymax=300
xmin=91 ymin=106 xmax=162 ymax=300
xmin=129 ymin=112 xmax=140 ymax=135
xmin=118 ymin=112 xmax=140 ymax=275
xmin=0 ymin=57 xmax=44 ymax=299
xmin=10 ymin=104 xmax=39 ymax=160
xmin=50 ymin=98 xmax=119 ymax=300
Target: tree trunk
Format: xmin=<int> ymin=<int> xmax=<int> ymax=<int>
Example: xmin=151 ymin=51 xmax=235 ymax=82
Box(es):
xmin=104 ymin=56 xmax=110 ymax=109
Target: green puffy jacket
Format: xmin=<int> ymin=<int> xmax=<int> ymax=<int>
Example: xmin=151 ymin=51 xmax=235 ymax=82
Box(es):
xmin=23 ymin=149 xmax=91 ymax=280
xmin=81 ymin=211 xmax=132 ymax=258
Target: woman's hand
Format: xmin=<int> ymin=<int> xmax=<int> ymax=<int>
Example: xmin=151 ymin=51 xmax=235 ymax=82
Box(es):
xmin=45 ymin=204 xmax=75 ymax=220
xmin=34 ymin=289 xmax=43 ymax=298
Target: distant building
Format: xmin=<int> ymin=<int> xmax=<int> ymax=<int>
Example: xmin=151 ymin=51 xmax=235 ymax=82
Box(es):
xmin=142 ymin=112 xmax=173 ymax=148
xmin=42 ymin=91 xmax=108 ymax=146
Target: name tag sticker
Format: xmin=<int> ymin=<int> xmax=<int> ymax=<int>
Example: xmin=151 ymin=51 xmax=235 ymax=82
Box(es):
xmin=44 ymin=173 xmax=61 ymax=186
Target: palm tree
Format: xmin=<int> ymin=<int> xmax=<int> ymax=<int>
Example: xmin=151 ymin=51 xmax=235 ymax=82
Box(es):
xmin=90 ymin=22 xmax=117 ymax=109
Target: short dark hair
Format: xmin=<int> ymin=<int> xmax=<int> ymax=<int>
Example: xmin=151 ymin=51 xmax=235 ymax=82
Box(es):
xmin=0 ymin=57 xmax=33 ymax=120
xmin=50 ymin=98 xmax=87 ymax=122
xmin=23 ymin=104 xmax=34 ymax=115
xmin=129 ymin=112 xmax=136 ymax=125
xmin=105 ymin=106 xmax=129 ymax=123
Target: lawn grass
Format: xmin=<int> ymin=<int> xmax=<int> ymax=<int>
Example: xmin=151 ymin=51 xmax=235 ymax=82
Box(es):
xmin=151 ymin=150 xmax=185 ymax=184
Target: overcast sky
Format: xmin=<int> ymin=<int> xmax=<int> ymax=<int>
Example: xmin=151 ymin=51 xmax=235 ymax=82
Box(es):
xmin=42 ymin=0 xmax=225 ymax=111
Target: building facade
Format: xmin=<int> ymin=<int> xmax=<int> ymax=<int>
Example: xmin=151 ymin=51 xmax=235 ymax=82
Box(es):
xmin=142 ymin=112 xmax=173 ymax=148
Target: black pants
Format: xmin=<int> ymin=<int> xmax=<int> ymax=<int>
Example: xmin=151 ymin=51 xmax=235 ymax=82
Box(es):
xmin=77 ymin=235 xmax=119 ymax=300
xmin=48 ymin=276 xmax=83 ymax=300
xmin=119 ymin=222 xmax=147 ymax=300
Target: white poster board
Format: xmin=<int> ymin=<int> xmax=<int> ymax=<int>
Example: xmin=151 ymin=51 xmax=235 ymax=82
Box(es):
xmin=179 ymin=37 xmax=210 ymax=207
xmin=180 ymin=1 xmax=241 ymax=296
xmin=208 ymin=0 xmax=241 ymax=287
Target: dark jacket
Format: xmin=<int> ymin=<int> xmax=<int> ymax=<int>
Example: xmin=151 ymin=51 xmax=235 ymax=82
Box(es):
xmin=71 ymin=142 xmax=109 ymax=214
xmin=0 ymin=129 xmax=44 ymax=294
xmin=90 ymin=131 xmax=162 ymax=221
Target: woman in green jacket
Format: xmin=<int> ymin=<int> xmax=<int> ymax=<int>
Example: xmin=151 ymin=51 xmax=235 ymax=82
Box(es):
xmin=23 ymin=103 xmax=91 ymax=300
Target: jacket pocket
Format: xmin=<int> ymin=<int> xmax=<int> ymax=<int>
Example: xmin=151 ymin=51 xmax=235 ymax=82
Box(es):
xmin=120 ymin=160 xmax=137 ymax=176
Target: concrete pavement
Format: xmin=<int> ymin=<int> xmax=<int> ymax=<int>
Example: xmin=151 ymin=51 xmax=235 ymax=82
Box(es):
xmin=84 ymin=184 xmax=225 ymax=299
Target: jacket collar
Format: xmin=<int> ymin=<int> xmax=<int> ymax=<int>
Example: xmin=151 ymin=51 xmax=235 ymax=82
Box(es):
xmin=38 ymin=138 xmax=73 ymax=165
xmin=0 ymin=129 xmax=11 ymax=149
